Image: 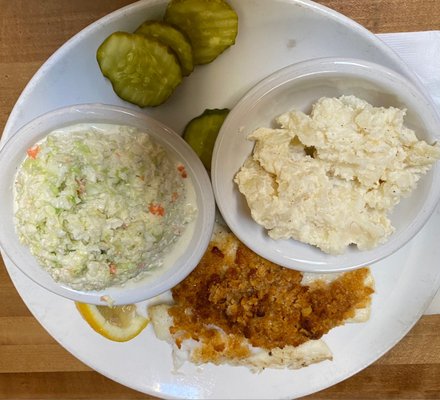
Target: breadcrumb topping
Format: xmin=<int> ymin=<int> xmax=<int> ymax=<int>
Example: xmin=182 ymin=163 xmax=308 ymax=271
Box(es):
xmin=168 ymin=232 xmax=373 ymax=362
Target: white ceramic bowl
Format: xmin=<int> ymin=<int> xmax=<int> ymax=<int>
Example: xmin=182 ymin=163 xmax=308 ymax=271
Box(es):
xmin=0 ymin=104 xmax=215 ymax=305
xmin=212 ymin=57 xmax=440 ymax=273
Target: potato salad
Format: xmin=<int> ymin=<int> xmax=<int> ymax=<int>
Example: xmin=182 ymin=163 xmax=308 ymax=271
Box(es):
xmin=235 ymin=96 xmax=440 ymax=254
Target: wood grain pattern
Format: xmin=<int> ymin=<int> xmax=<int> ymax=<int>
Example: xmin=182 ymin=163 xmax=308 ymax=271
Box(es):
xmin=318 ymin=0 xmax=440 ymax=32
xmin=1 ymin=1 xmax=440 ymax=399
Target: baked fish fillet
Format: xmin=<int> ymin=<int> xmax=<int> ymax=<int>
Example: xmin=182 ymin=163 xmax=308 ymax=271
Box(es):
xmin=149 ymin=224 xmax=374 ymax=372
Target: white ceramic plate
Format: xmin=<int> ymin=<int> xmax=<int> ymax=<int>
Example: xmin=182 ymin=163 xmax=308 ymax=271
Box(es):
xmin=3 ymin=1 xmax=440 ymax=399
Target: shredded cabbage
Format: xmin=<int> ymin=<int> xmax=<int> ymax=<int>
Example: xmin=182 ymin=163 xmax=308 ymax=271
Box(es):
xmin=14 ymin=124 xmax=197 ymax=290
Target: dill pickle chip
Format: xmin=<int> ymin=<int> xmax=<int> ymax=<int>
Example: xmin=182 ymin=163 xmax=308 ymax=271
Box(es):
xmin=97 ymin=32 xmax=182 ymax=107
xmin=164 ymin=0 xmax=238 ymax=65
xmin=183 ymin=108 xmax=229 ymax=170
xmin=135 ymin=20 xmax=194 ymax=76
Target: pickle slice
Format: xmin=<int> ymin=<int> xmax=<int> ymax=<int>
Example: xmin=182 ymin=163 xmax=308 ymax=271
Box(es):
xmin=97 ymin=32 xmax=182 ymax=107
xmin=183 ymin=108 xmax=229 ymax=170
xmin=135 ymin=20 xmax=194 ymax=76
xmin=164 ymin=0 xmax=238 ymax=65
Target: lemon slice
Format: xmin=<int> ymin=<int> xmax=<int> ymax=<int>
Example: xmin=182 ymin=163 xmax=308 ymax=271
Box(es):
xmin=76 ymin=302 xmax=149 ymax=342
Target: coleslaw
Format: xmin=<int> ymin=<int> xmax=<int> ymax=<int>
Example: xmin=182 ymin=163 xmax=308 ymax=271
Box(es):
xmin=14 ymin=123 xmax=197 ymax=290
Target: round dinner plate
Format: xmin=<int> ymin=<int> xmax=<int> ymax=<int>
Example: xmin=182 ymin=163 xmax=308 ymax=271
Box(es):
xmin=2 ymin=0 xmax=440 ymax=399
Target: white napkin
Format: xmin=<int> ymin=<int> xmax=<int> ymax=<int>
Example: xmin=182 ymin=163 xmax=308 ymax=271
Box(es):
xmin=379 ymin=31 xmax=440 ymax=108
xmin=378 ymin=31 xmax=440 ymax=315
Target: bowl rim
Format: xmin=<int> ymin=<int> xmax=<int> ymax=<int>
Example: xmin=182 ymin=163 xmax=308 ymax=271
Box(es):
xmin=0 ymin=103 xmax=216 ymax=305
xmin=211 ymin=57 xmax=440 ymax=273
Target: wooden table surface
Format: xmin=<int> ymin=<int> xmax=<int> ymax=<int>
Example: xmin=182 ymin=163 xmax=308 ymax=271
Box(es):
xmin=1 ymin=1 xmax=440 ymax=399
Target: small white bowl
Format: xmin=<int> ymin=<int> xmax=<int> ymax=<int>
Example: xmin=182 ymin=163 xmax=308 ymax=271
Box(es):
xmin=0 ymin=104 xmax=215 ymax=305
xmin=211 ymin=58 xmax=440 ymax=273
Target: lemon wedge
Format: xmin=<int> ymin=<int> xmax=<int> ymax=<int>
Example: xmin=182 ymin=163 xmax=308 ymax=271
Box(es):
xmin=76 ymin=302 xmax=149 ymax=342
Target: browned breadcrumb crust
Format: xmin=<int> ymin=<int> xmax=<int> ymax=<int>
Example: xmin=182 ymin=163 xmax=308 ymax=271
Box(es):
xmin=169 ymin=236 xmax=373 ymax=362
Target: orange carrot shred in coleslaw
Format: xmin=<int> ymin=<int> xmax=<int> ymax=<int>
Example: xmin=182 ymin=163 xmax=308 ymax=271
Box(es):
xmin=26 ymin=144 xmax=40 ymax=159
xmin=149 ymin=203 xmax=165 ymax=216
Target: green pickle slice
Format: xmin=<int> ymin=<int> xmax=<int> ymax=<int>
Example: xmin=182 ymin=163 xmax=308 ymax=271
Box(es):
xmin=135 ymin=20 xmax=194 ymax=76
xmin=183 ymin=108 xmax=229 ymax=170
xmin=97 ymin=32 xmax=182 ymax=107
xmin=164 ymin=0 xmax=238 ymax=65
